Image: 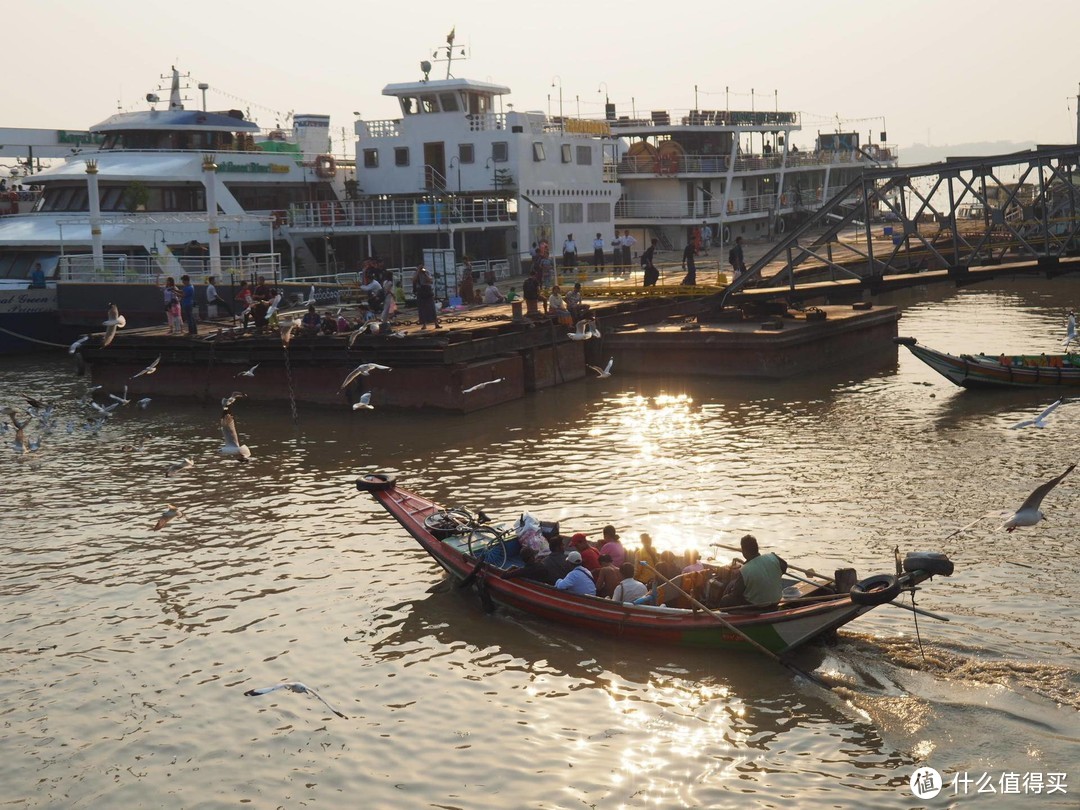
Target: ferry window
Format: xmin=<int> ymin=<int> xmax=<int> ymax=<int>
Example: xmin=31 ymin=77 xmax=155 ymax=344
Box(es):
xmin=561 ymin=144 xmax=572 ymax=163
xmin=54 ymin=187 xmax=74 ymax=211
xmin=439 ymin=93 xmax=459 ymax=112
xmin=558 ymin=202 xmax=583 ymax=223
xmin=492 ymin=142 xmax=508 ymax=162
xmin=395 ymin=147 xmax=410 ymax=167
xmin=587 ymin=202 xmax=610 ymax=222
xmin=467 ymin=93 xmax=490 ymax=115
xmin=364 ymin=149 xmax=379 ymax=168
xmin=458 ymin=144 xmax=474 ymax=164
xmin=576 ymin=145 xmax=592 ymax=165
xmin=532 ymin=143 xmax=546 ymax=162
xmin=402 ymin=97 xmax=416 ymax=115
xmin=67 ymin=189 xmax=88 ymax=211
xmin=420 ymin=95 xmax=438 ymax=114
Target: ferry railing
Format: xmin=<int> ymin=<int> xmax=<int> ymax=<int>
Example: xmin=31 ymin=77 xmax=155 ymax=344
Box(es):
xmin=288 ymin=198 xmax=515 ymax=229
xmin=56 ymin=252 xmax=282 ymax=283
xmin=615 ymin=194 xmax=779 ymax=219
xmin=608 ymin=110 xmax=801 ymax=128
xmin=616 ymin=148 xmax=897 ymax=177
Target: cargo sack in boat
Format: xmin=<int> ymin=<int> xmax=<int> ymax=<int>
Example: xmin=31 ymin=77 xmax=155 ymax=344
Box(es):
xmin=514 ymin=512 xmax=548 ymax=559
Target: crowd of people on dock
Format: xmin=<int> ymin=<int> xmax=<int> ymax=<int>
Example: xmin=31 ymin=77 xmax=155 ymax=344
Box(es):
xmin=502 ymin=520 xmax=788 ymax=610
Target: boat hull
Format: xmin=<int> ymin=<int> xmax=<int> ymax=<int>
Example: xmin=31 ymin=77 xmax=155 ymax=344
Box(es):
xmin=364 ymin=482 xmax=915 ymax=655
xmin=900 ymin=338 xmax=1080 ymax=389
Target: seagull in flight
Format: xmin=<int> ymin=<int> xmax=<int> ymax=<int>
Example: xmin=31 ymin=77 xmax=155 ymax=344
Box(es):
xmin=102 ymin=303 xmax=126 ymax=348
xmin=1065 ymin=312 xmax=1076 ymax=351
xmin=152 ymin=504 xmax=184 ymax=531
xmin=68 ymin=335 xmax=89 ymax=354
xmin=137 ymin=397 xmax=152 ymax=409
xmin=131 ymin=356 xmax=161 ymax=379
xmin=348 ymin=321 xmax=379 ymax=347
xmin=462 ymin=378 xmax=504 ymax=394
xmin=587 ymin=357 xmax=614 ymax=379
xmin=236 ymin=364 xmax=259 ymax=378
xmin=90 ymin=400 xmax=120 ymax=416
xmin=279 ymin=318 xmax=298 ymax=347
xmin=352 ymin=392 xmax=373 ymax=410
xmin=1011 ymin=399 xmax=1063 ymax=430
xmin=221 ymin=391 xmax=246 ymax=409
xmin=1001 ymin=463 xmax=1075 ymax=532
xmin=340 ymin=363 xmax=392 ymax=390
xmin=301 ymin=285 xmax=317 ymax=307
xmin=220 ymin=407 xmax=252 ymax=460
xmin=568 ymin=320 xmax=600 ymax=341
xmin=265 ymin=293 xmax=283 ymax=320
xmin=166 ymin=458 xmax=195 ymax=477
xmin=243 ymin=682 xmax=347 ymax=718
xmin=109 ymin=385 xmax=131 ymax=406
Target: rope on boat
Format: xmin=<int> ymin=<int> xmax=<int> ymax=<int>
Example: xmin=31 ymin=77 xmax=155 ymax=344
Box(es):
xmin=0 ymin=325 xmax=72 ymax=349
xmin=909 ymin=588 xmax=927 ymax=664
xmin=282 ymin=343 xmax=299 ymax=424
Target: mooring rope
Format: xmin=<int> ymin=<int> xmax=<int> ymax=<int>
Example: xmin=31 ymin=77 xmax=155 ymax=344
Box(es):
xmin=0 ymin=325 xmax=73 ymax=349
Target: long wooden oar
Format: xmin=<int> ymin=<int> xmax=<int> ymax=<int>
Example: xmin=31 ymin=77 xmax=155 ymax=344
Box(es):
xmin=640 ymin=562 xmax=835 ymax=691
xmin=712 ymin=542 xmax=833 ymax=583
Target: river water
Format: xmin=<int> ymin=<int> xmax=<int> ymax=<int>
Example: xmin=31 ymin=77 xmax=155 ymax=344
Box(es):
xmin=1 ymin=279 xmax=1077 ymax=809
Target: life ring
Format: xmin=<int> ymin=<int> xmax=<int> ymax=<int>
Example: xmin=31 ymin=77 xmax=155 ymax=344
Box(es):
xmin=727 ymin=200 xmax=735 ymax=214
xmin=721 ymin=226 xmax=732 ymax=243
xmin=355 ymin=472 xmax=397 ymax=492
xmin=776 ymin=216 xmax=787 ymax=235
xmin=849 ymin=574 xmax=901 ymax=605
xmin=314 ymin=154 xmax=337 ymax=179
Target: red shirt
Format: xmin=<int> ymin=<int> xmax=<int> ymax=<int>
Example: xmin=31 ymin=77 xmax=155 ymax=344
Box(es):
xmin=577 ymin=545 xmax=600 ymax=573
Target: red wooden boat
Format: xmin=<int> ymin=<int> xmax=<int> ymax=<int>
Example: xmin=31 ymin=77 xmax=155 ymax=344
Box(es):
xmin=358 ymin=474 xmax=955 ymax=655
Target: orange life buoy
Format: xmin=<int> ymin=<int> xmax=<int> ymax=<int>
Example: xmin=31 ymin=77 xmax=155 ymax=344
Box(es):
xmin=314 ymin=154 xmax=337 ymax=179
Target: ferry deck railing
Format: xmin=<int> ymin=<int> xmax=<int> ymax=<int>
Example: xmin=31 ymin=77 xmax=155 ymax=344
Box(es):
xmin=617 ymin=147 xmax=898 ymax=177
xmin=288 ymin=198 xmax=515 ymax=230
xmin=56 ymin=253 xmax=282 ymax=284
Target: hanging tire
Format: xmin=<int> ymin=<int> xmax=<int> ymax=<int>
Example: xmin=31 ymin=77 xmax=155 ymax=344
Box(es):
xmin=355 ymin=472 xmax=397 ymax=492
xmin=849 ymin=574 xmax=901 ymax=606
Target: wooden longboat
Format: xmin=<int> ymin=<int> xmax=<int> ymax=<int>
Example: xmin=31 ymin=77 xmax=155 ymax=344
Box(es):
xmin=358 ymin=475 xmax=954 ymax=655
xmin=896 ymin=336 xmax=1080 ymax=389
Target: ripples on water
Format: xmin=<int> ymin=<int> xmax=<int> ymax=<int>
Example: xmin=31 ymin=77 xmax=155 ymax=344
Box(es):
xmin=1 ymin=279 xmax=1078 ymax=807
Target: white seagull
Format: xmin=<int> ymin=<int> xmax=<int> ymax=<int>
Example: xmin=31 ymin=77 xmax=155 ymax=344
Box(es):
xmin=243 ymin=682 xmax=346 ymax=718
xmin=152 ymin=504 xmax=184 ymax=531
xmin=109 ymin=385 xmax=131 ymax=406
xmin=220 ymin=408 xmax=252 ymax=460
xmin=236 ymin=364 xmax=259 ymax=378
xmin=1064 ymin=312 xmax=1076 ymax=350
xmin=131 ymin=356 xmax=161 ymax=379
xmin=352 ymin=392 xmax=374 ymax=410
xmin=136 ymin=397 xmax=152 ymax=410
xmin=568 ymin=320 xmax=600 ymax=341
xmin=587 ymin=357 xmax=614 ymax=379
xmin=221 ymin=391 xmax=247 ymax=409
xmin=462 ymin=378 xmax=504 ymax=394
xmin=68 ymin=335 xmax=89 ymax=354
xmin=166 ymin=458 xmax=195 ymax=477
xmin=279 ymin=318 xmax=298 ymax=347
xmin=1001 ymin=463 xmax=1075 ymax=532
xmin=265 ymin=293 xmax=283 ymax=320
xmin=102 ymin=303 xmax=126 ymax=348
xmin=340 ymin=363 xmax=392 ymax=390
xmin=90 ymin=401 xmax=120 ymax=416
xmin=301 ymin=285 xmax=317 ymax=307
xmin=1010 ymin=399 xmax=1063 ymax=430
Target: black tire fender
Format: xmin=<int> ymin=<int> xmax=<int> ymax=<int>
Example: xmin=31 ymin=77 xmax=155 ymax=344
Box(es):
xmin=850 ymin=574 xmax=901 ymax=606
xmin=355 ymin=472 xmax=397 ymax=492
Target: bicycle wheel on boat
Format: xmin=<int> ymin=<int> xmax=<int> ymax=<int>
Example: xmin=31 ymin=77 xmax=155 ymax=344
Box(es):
xmin=423 ymin=508 xmax=474 ymax=540
xmin=467 ymin=527 xmax=509 ymax=568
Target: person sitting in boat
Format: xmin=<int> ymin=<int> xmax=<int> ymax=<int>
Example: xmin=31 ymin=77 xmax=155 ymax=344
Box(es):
xmin=593 ymin=554 xmax=621 ymax=599
xmin=320 ymin=311 xmax=338 ymax=335
xmin=542 ymin=536 xmax=572 ymax=581
xmin=719 ymin=534 xmax=788 ymax=608
xmin=554 ymin=551 xmax=596 ymax=596
xmin=502 ymin=546 xmax=557 ymax=586
xmin=569 ymin=533 xmax=600 ymax=573
xmin=599 ymin=525 xmax=626 ymax=568
xmin=633 ymin=532 xmax=659 ymax=586
xmin=611 ymin=562 xmax=648 ymax=603
xmin=300 ymin=304 xmax=321 ymax=335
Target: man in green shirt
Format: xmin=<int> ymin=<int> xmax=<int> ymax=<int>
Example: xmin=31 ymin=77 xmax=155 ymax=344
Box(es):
xmin=720 ymin=534 xmax=788 ymax=607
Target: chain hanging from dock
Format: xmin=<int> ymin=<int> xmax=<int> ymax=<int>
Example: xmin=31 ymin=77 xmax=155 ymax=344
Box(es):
xmin=282 ymin=344 xmax=299 ymax=424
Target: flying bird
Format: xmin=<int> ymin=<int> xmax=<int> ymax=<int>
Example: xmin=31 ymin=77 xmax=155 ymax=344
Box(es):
xmin=152 ymin=504 xmax=184 ymax=531
xmin=587 ymin=357 xmax=614 ymax=379
xmin=221 ymin=391 xmax=246 ymax=409
xmin=90 ymin=401 xmax=120 ymax=416
xmin=351 ymin=392 xmax=373 ymax=410
xmin=102 ymin=303 xmax=126 ymax=348
xmin=568 ymin=320 xmax=600 ymax=341
xmin=220 ymin=408 xmax=252 ymax=460
xmin=136 ymin=397 xmax=152 ymax=409
xmin=279 ymin=318 xmax=297 ymax=347
xmin=242 ymin=682 xmax=346 ymax=718
xmin=131 ymin=356 xmax=161 ymax=379
xmin=301 ymin=285 xmax=317 ymax=307
xmin=1010 ymin=399 xmax=1063 ymax=430
xmin=1065 ymin=312 xmax=1076 ymax=350
xmin=166 ymin=458 xmax=195 ymax=477
xmin=1001 ymin=463 xmax=1075 ymax=532
xmin=236 ymin=364 xmax=259 ymax=377
xmin=462 ymin=378 xmax=504 ymax=394
xmin=265 ymin=293 xmax=283 ymax=320
xmin=68 ymin=335 xmax=89 ymax=354
xmin=340 ymin=363 xmax=392 ymax=390
xmin=109 ymin=385 xmax=131 ymax=406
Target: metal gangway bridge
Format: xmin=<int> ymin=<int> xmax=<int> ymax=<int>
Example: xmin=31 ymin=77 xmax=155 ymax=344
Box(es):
xmin=722 ymin=144 xmax=1080 ymax=307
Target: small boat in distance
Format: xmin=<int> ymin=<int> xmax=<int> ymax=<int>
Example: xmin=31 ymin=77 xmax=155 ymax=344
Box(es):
xmin=896 ymin=336 xmax=1080 ymax=389
xmin=357 ymin=475 xmax=955 ymax=655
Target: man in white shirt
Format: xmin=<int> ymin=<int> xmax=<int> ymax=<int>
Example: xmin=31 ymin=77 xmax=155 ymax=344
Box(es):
xmin=620 ymin=230 xmax=636 ymax=270
xmin=699 ymin=221 xmax=713 ymax=255
xmin=562 ymin=234 xmax=578 ymax=269
xmin=483 ymin=283 xmax=505 ymax=304
xmin=592 ymin=233 xmax=605 ymax=271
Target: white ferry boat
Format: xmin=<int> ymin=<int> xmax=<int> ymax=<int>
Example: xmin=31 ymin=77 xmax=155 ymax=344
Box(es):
xmin=0 ymin=67 xmax=345 ymax=352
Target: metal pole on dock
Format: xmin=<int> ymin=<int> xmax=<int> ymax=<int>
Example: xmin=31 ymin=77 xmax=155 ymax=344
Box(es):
xmin=203 ymin=155 xmax=222 ymax=281
xmin=85 ymin=160 xmax=104 ymax=272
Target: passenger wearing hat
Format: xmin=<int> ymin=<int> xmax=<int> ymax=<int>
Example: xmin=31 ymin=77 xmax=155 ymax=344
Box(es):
xmin=554 ymin=550 xmax=596 ymax=596
xmin=599 ymin=525 xmax=626 ymax=568
xmin=569 ymin=533 xmax=600 ymax=572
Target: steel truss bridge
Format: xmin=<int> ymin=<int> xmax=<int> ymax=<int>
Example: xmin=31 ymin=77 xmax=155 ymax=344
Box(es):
xmin=722 ymin=144 xmax=1080 ymax=307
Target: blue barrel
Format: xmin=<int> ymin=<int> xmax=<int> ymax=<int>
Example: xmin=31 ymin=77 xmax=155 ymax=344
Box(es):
xmin=892 ymin=234 xmax=903 ymax=246
xmin=417 ymin=203 xmax=434 ymax=224
xmin=883 ymin=226 xmax=893 ymax=236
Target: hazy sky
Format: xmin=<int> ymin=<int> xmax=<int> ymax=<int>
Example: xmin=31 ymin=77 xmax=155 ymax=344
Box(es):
xmin=9 ymin=0 xmax=1078 ymax=156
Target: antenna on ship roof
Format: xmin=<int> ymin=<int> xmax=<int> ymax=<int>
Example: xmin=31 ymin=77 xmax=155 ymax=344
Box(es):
xmin=431 ymin=26 xmax=468 ymax=80
xmin=153 ymin=65 xmax=192 ymax=111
